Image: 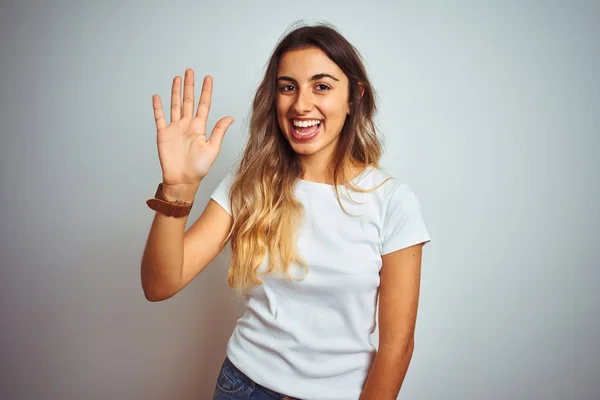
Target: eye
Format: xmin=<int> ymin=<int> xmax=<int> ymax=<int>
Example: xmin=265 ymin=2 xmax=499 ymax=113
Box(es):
xmin=316 ymin=83 xmax=331 ymax=91
xmin=279 ymin=84 xmax=295 ymax=92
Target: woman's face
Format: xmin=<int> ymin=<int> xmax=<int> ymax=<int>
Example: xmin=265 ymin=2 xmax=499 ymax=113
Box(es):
xmin=275 ymin=46 xmax=350 ymax=162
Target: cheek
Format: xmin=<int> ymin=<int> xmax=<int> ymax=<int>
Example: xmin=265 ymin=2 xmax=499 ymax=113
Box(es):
xmin=321 ymin=97 xmax=349 ymax=121
xmin=275 ymin=97 xmax=289 ymax=120
xmin=274 ymin=99 xmax=285 ymax=120
xmin=275 ymin=93 xmax=290 ymax=110
xmin=275 ymin=96 xmax=282 ymax=110
xmin=275 ymin=103 xmax=291 ymax=135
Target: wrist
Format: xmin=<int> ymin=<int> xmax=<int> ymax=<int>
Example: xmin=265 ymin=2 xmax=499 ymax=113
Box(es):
xmin=160 ymin=183 xmax=199 ymax=203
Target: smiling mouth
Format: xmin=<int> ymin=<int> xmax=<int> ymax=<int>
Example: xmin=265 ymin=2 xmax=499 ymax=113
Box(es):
xmin=290 ymin=119 xmax=323 ymax=139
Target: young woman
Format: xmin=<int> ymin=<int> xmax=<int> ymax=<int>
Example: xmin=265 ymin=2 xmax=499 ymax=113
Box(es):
xmin=142 ymin=23 xmax=431 ymax=400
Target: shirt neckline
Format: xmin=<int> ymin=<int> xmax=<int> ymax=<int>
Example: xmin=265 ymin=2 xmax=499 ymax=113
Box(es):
xmin=297 ymin=166 xmax=374 ymax=190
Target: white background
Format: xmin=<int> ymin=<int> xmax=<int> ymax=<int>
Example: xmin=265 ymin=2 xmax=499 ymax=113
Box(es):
xmin=1 ymin=0 xmax=598 ymax=399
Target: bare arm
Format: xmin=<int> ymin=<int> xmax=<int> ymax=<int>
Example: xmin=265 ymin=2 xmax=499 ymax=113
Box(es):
xmin=142 ymin=68 xmax=234 ymax=301
xmin=141 ymin=184 xmax=233 ymax=302
xmin=360 ymin=243 xmax=424 ymax=399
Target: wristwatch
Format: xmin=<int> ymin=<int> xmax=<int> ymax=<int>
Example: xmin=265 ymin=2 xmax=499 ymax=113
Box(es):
xmin=146 ymin=183 xmax=193 ymax=217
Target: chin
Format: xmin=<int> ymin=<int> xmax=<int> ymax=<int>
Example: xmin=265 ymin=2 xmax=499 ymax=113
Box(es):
xmin=290 ymin=146 xmax=319 ymax=156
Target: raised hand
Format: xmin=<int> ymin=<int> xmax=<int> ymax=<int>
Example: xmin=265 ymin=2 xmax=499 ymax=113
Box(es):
xmin=152 ymin=69 xmax=234 ymax=199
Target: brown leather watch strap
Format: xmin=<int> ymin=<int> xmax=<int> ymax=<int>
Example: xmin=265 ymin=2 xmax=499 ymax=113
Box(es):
xmin=146 ymin=183 xmax=193 ymax=217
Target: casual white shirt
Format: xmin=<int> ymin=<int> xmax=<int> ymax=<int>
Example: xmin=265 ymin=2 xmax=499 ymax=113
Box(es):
xmin=210 ymin=166 xmax=431 ymax=400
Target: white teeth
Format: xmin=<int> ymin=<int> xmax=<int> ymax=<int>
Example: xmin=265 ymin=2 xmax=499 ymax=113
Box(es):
xmin=293 ymin=119 xmax=321 ymax=127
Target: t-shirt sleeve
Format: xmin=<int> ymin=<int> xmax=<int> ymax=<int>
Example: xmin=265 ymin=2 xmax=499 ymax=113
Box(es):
xmin=381 ymin=184 xmax=431 ymax=255
xmin=209 ymin=171 xmax=234 ymax=215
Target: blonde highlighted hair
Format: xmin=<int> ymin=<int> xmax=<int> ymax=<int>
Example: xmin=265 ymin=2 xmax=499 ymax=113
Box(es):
xmin=223 ymin=23 xmax=389 ymax=294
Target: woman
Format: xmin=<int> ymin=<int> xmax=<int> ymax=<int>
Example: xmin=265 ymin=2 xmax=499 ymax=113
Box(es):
xmin=142 ymin=23 xmax=431 ymax=400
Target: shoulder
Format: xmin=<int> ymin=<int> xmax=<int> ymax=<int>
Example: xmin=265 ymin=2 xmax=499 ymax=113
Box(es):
xmin=365 ymin=169 xmax=431 ymax=253
xmin=359 ymin=167 xmax=417 ymax=204
xmin=209 ymin=169 xmax=237 ymax=215
xmin=355 ymin=168 xmax=425 ymax=230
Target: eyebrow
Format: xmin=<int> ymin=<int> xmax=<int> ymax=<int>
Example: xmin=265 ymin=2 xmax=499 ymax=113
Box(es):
xmin=276 ymin=73 xmax=340 ymax=83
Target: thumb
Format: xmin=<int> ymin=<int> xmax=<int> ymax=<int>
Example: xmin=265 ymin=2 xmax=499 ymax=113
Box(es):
xmin=209 ymin=117 xmax=235 ymax=151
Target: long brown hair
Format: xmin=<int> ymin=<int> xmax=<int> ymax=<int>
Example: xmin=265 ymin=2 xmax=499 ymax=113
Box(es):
xmin=224 ymin=22 xmax=388 ymax=294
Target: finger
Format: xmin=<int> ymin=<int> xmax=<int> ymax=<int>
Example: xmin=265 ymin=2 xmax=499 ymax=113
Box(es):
xmin=195 ymin=76 xmax=213 ymax=124
xmin=208 ymin=116 xmax=235 ymax=151
xmin=152 ymin=94 xmax=167 ymax=131
xmin=170 ymin=75 xmax=181 ymax=123
xmin=182 ymin=69 xmax=194 ymax=119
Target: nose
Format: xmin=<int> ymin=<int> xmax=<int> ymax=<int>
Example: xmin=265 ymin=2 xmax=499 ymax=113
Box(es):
xmin=292 ymin=87 xmax=314 ymax=114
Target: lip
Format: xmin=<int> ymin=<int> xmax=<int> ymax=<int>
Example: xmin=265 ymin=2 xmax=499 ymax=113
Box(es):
xmin=290 ymin=119 xmax=322 ymax=141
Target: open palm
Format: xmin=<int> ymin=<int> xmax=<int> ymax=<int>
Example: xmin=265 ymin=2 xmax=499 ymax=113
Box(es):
xmin=152 ymin=69 xmax=234 ymax=188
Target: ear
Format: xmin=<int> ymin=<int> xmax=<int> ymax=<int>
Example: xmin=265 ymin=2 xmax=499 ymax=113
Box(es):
xmin=357 ymin=82 xmax=365 ymax=99
xmin=347 ymin=82 xmax=365 ymax=115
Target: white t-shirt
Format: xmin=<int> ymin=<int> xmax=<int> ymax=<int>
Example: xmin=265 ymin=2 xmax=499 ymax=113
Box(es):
xmin=210 ymin=166 xmax=431 ymax=400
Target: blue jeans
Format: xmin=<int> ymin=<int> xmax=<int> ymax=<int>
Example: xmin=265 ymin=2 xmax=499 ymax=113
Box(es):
xmin=212 ymin=357 xmax=302 ymax=400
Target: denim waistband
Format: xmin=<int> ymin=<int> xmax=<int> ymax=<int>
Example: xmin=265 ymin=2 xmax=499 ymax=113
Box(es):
xmin=223 ymin=357 xmax=300 ymax=399
xmin=223 ymin=357 xmax=255 ymax=387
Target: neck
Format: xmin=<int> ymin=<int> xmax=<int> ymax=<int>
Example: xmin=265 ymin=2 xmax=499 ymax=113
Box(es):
xmin=299 ymin=155 xmax=333 ymax=184
xmin=299 ymin=155 xmax=365 ymax=185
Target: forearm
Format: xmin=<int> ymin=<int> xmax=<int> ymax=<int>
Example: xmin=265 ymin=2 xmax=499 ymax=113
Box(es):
xmin=360 ymin=338 xmax=415 ymax=400
xmin=140 ymin=184 xmax=197 ymax=301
